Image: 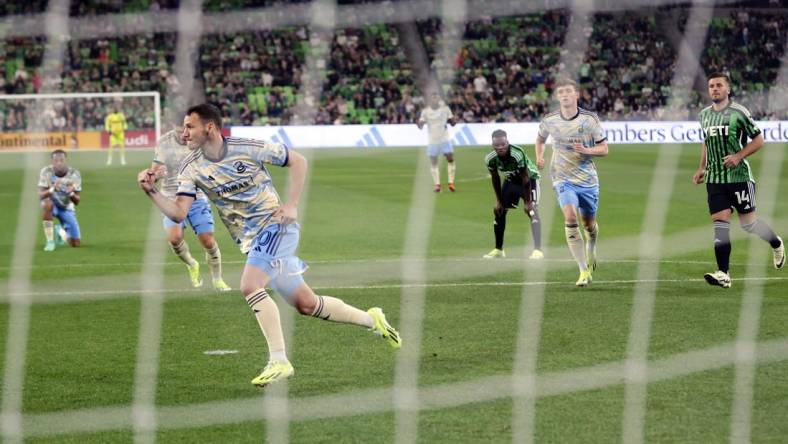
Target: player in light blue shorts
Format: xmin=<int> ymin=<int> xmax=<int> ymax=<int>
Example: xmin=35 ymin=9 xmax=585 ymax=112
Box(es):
xmin=536 ymin=78 xmax=609 ymax=287
xmin=38 ymin=150 xmax=82 ymax=251
xmin=426 ymin=140 xmax=454 ymax=157
xmin=246 ymin=223 xmax=308 ymax=303
xmin=139 ymin=104 xmax=401 ymax=389
xmin=555 ymin=182 xmax=599 ymax=218
xmin=161 ymin=198 xmax=215 ymax=235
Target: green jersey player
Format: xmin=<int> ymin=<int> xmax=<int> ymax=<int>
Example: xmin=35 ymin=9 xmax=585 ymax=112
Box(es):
xmin=483 ymin=129 xmax=543 ymax=260
xmin=693 ymin=72 xmax=784 ymax=288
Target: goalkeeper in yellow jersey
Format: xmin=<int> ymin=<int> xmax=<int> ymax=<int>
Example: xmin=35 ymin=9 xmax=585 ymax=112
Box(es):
xmin=104 ymin=101 xmax=127 ymax=165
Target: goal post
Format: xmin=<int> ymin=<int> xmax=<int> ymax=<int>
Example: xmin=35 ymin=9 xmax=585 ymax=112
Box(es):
xmin=0 ymin=91 xmax=160 ymax=151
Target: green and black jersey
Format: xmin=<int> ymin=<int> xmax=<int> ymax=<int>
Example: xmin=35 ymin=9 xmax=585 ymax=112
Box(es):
xmin=698 ymin=101 xmax=761 ymax=183
xmin=484 ymin=144 xmax=540 ymax=183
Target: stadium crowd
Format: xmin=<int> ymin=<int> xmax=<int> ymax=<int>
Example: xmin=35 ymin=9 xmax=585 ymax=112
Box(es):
xmin=1 ymin=4 xmax=786 ymax=131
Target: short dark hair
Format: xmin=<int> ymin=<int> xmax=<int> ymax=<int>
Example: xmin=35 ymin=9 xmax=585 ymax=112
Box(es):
xmin=492 ymin=129 xmax=507 ymax=139
xmin=51 ymin=149 xmax=67 ymax=158
xmin=186 ymin=103 xmax=222 ymax=129
xmin=708 ymin=72 xmax=730 ymax=84
xmin=555 ymin=77 xmax=578 ymax=90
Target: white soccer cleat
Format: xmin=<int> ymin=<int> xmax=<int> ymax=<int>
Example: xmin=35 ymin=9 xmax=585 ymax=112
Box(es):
xmin=704 ymin=270 xmax=731 ymax=288
xmin=774 ymin=237 xmax=785 ymax=269
xmin=529 ymin=249 xmax=544 ymax=260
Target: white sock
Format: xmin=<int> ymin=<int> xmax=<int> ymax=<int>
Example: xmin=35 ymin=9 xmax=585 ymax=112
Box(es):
xmin=171 ymin=240 xmax=198 ymax=267
xmin=43 ymin=220 xmax=54 ymax=242
xmin=430 ymin=165 xmax=440 ymax=186
xmin=246 ymin=289 xmax=288 ymax=363
xmin=585 ymin=223 xmax=598 ymax=256
xmin=311 ymin=295 xmax=374 ymax=327
xmin=565 ymin=224 xmax=588 ymax=271
xmin=204 ymin=243 xmax=223 ymax=280
xmin=447 ymin=161 xmax=456 ymax=183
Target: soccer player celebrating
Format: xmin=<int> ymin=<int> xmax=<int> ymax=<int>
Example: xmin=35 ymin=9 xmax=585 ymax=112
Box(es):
xmin=149 ymin=122 xmax=231 ymax=291
xmin=535 ymin=78 xmax=608 ymax=287
xmin=417 ymin=91 xmax=457 ymax=192
xmin=483 ymin=129 xmax=543 ymax=260
xmin=39 ymin=149 xmax=82 ymax=251
xmin=138 ymin=104 xmax=401 ymax=387
xmin=693 ymin=72 xmax=784 ymax=288
xmin=104 ymin=101 xmax=127 ymax=166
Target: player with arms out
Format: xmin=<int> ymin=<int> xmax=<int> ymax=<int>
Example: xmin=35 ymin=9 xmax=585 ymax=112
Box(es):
xmin=138 ymin=104 xmax=401 ymax=387
xmin=417 ymin=91 xmax=457 ymax=192
xmin=483 ymin=129 xmax=543 ymax=260
xmin=693 ymin=72 xmax=784 ymax=288
xmin=39 ymin=149 xmax=82 ymax=251
xmin=105 ymin=101 xmax=127 ymax=166
xmin=535 ymin=78 xmax=608 ymax=287
xmin=149 ymin=120 xmax=231 ymax=291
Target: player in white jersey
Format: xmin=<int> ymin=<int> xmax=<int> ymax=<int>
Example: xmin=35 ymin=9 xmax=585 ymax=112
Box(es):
xmin=149 ymin=125 xmax=231 ymax=291
xmin=418 ymin=91 xmax=457 ymax=192
xmin=535 ymin=78 xmax=608 ymax=287
xmin=38 ymin=149 xmax=81 ymax=251
xmin=138 ymin=104 xmax=401 ymax=387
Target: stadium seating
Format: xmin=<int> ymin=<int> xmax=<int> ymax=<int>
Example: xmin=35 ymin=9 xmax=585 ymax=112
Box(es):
xmin=1 ymin=5 xmax=786 ymax=131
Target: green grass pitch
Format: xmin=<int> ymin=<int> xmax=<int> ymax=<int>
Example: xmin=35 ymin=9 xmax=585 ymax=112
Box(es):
xmin=0 ymin=143 xmax=786 ymax=443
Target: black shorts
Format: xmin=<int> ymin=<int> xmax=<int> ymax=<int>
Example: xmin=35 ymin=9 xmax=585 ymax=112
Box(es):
xmin=706 ymin=181 xmax=756 ymax=215
xmin=502 ymin=179 xmax=540 ymax=209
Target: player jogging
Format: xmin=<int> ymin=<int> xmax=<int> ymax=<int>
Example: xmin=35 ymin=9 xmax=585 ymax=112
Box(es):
xmin=692 ymin=72 xmax=784 ymax=288
xmin=138 ymin=104 xmax=401 ymax=388
xmin=536 ymin=78 xmax=608 ymax=287
xmin=418 ymin=91 xmax=457 ymax=192
xmin=39 ymin=149 xmax=82 ymax=251
xmin=150 ymin=124 xmax=231 ymax=291
xmin=105 ymin=101 xmax=127 ymax=165
xmin=483 ymin=129 xmax=543 ymax=260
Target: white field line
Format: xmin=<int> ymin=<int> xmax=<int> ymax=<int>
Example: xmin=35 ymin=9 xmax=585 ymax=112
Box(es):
xmin=21 ymin=336 xmax=788 ymax=439
xmin=622 ymin=4 xmax=713 ymax=444
xmin=4 ymin=276 xmax=787 ymax=305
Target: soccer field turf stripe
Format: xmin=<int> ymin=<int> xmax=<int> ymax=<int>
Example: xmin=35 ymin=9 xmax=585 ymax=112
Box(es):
xmin=5 ymin=276 xmax=788 ymax=303
xmin=21 ymin=336 xmax=788 ymax=438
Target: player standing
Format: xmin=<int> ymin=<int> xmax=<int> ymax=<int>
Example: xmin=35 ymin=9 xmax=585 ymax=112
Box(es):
xmin=138 ymin=104 xmax=401 ymax=387
xmin=417 ymin=91 xmax=457 ymax=192
xmin=693 ymin=72 xmax=784 ymax=288
xmin=483 ymin=129 xmax=543 ymax=260
xmin=535 ymin=78 xmax=608 ymax=287
xmin=39 ymin=149 xmax=81 ymax=251
xmin=105 ymin=101 xmax=127 ymax=166
xmin=150 ymin=124 xmax=231 ymax=291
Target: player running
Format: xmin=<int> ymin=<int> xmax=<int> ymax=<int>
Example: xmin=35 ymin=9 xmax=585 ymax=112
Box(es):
xmin=693 ymin=72 xmax=784 ymax=288
xmin=535 ymin=78 xmax=608 ymax=287
xmin=138 ymin=104 xmax=401 ymax=388
xmin=150 ymin=122 xmax=231 ymax=291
